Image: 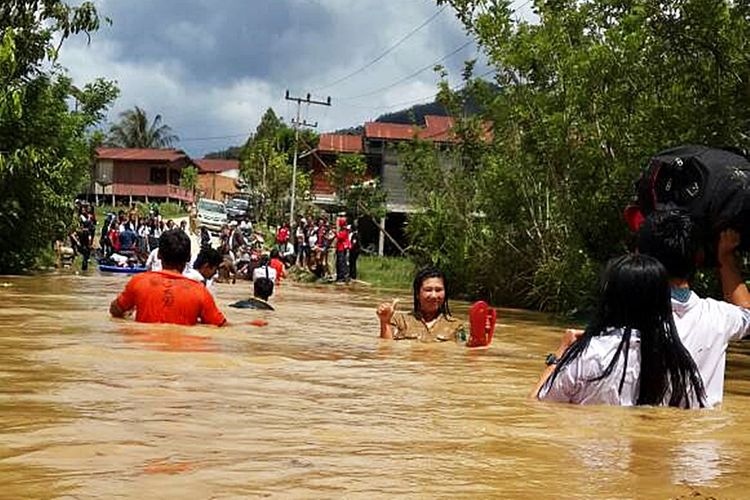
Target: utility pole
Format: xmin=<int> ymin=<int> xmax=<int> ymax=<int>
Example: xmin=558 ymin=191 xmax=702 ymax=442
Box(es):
xmin=285 ymin=90 xmax=331 ymax=226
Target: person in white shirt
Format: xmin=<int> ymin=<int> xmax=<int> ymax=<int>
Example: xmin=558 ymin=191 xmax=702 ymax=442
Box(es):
xmin=637 ymin=209 xmax=750 ymax=407
xmin=145 ymin=247 xmax=162 ymax=271
xmin=184 ymin=247 xmax=222 ymax=296
xmin=534 ymin=253 xmax=706 ymax=409
xmin=252 ymin=255 xmax=277 ymax=283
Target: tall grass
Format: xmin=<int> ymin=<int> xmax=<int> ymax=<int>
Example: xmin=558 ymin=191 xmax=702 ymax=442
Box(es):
xmin=357 ymin=255 xmax=414 ymax=290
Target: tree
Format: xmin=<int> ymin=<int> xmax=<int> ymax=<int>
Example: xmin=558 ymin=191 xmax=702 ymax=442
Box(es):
xmin=0 ymin=1 xmax=118 ymax=272
xmin=402 ymin=0 xmax=750 ymax=312
xmin=240 ymin=108 xmax=315 ymax=224
xmin=326 ymin=153 xmax=386 ymax=220
xmin=106 ymin=106 xmax=178 ymax=148
xmin=180 ymin=165 xmax=199 ymax=197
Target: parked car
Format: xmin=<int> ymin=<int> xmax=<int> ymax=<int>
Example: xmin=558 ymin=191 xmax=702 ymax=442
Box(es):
xmin=197 ymin=198 xmax=227 ymax=233
xmin=225 ymin=197 xmax=250 ymax=221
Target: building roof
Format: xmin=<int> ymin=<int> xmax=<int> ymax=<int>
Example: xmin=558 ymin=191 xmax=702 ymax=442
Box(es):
xmin=363 ymin=115 xmax=459 ymax=142
xmin=318 ymin=134 xmax=363 ymax=153
xmin=364 ymin=122 xmax=418 ymax=141
xmin=95 ymin=147 xmax=189 ymax=162
xmin=422 ymin=115 xmax=456 ymax=141
xmin=194 ymin=158 xmax=241 ymax=173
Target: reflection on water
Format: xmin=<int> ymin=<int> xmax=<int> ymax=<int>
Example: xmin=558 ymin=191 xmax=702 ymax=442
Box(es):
xmin=1 ymin=274 xmax=749 ymax=498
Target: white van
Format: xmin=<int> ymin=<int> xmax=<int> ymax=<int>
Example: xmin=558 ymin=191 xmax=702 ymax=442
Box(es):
xmin=197 ymin=198 xmax=227 ymax=233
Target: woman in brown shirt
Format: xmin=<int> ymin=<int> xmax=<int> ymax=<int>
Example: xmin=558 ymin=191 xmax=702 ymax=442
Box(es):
xmin=377 ymin=267 xmax=466 ymax=343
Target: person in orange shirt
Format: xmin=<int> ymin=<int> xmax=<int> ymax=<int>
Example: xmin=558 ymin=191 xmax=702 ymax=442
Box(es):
xmin=109 ymin=229 xmax=227 ymax=326
xmin=269 ymin=248 xmax=286 ymax=284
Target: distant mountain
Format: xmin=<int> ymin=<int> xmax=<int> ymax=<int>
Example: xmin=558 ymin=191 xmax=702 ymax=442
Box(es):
xmin=331 ymin=125 xmax=364 ymax=135
xmin=203 ymin=145 xmax=243 ymax=160
xmin=373 ymin=86 xmax=491 ymax=126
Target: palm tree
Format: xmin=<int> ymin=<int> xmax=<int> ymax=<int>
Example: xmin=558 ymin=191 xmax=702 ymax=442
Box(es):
xmin=106 ymin=106 xmax=178 ymax=148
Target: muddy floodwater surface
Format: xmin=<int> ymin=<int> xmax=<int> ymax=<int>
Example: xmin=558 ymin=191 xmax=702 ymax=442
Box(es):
xmin=1 ymin=274 xmax=750 ymax=499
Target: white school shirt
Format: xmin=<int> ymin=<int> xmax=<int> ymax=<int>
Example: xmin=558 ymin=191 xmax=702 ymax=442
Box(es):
xmin=252 ymin=265 xmax=277 ymax=283
xmin=145 ymin=248 xmax=162 ymax=271
xmin=539 ymin=328 xmax=642 ymax=406
xmin=672 ymin=292 xmax=750 ymax=407
xmin=183 ymin=267 xmax=216 ymax=296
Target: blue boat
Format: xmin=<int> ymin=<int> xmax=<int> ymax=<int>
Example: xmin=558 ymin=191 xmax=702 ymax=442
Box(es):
xmin=98 ymin=264 xmax=148 ymax=274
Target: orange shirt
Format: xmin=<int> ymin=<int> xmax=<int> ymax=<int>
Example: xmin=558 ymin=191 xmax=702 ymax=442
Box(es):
xmin=269 ymin=258 xmax=285 ymax=283
xmin=115 ymin=271 xmax=226 ymax=326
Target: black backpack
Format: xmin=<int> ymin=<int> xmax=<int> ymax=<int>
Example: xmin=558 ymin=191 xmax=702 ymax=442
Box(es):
xmin=626 ymin=145 xmax=750 ymax=264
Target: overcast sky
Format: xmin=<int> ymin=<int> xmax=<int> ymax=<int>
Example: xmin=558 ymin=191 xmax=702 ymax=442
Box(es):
xmin=59 ymin=0 xmax=532 ymax=157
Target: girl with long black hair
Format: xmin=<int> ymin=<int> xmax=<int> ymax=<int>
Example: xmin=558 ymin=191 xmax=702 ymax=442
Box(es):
xmin=534 ymin=254 xmax=706 ymax=408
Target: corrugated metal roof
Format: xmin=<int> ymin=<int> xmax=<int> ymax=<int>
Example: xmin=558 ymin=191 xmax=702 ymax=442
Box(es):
xmin=364 ymin=122 xmax=418 ymax=141
xmin=421 ymin=115 xmax=455 ymax=141
xmin=364 ymin=116 xmax=458 ymax=142
xmin=194 ymin=158 xmax=241 ymax=173
xmin=95 ymin=147 xmax=188 ymax=162
xmin=318 ymin=134 xmax=363 ymax=153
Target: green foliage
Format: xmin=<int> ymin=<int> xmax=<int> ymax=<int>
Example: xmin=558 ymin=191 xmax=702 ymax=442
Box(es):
xmin=326 ymin=153 xmax=387 ymax=220
xmin=179 ymin=165 xmax=199 ymax=193
xmin=106 ymin=106 xmax=177 ymax=148
xmin=0 ymin=3 xmax=118 ymax=272
xmin=405 ymin=0 xmax=750 ymax=312
xmin=239 ymin=108 xmax=313 ymax=225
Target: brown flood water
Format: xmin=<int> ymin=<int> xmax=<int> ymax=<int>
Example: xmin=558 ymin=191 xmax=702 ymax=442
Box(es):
xmin=1 ymin=274 xmax=750 ymax=499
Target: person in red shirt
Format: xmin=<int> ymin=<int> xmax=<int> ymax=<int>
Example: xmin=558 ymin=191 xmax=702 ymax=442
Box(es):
xmin=335 ymin=218 xmax=350 ymax=282
xmin=109 ymin=229 xmax=227 ymax=326
xmin=276 ymin=223 xmax=290 ymax=246
xmin=269 ymin=248 xmax=286 ymax=284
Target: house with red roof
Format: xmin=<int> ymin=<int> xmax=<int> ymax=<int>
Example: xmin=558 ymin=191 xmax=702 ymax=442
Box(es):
xmin=194 ymin=158 xmax=242 ymax=201
xmin=310 ymin=115 xmax=463 ymax=254
xmin=89 ymin=148 xmax=195 ymax=205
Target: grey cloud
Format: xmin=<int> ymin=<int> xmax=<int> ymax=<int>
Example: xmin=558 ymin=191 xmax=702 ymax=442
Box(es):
xmin=62 ymin=0 xmax=484 ymax=156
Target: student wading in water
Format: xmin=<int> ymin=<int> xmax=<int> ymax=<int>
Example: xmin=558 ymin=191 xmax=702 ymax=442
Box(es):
xmin=638 ymin=209 xmax=750 ymax=407
xmin=377 ymin=267 xmax=467 ymax=342
xmin=533 ymin=254 xmax=706 ymax=408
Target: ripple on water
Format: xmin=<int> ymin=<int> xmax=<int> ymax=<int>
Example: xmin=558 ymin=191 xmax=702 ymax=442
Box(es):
xmin=0 ymin=275 xmax=748 ymax=498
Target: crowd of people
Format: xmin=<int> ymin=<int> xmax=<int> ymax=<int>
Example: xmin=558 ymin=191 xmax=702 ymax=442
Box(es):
xmin=102 ymin=200 xmax=749 ymax=410
xmin=288 ymin=215 xmax=361 ymax=282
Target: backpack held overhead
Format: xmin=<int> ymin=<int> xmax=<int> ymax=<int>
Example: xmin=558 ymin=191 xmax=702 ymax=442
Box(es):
xmin=624 ymin=145 xmax=750 ymax=265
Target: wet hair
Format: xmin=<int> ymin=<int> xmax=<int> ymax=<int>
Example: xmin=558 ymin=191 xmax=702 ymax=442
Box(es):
xmin=412 ymin=266 xmax=450 ymax=318
xmin=193 ymin=247 xmax=222 ymax=270
xmin=158 ymin=229 xmax=191 ymax=269
xmin=638 ymin=208 xmax=696 ymax=280
xmin=254 ymin=277 xmax=274 ymax=300
xmin=543 ymin=254 xmax=706 ymax=408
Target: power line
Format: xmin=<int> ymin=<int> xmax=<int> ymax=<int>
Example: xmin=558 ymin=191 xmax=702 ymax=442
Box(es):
xmin=311 ymin=5 xmax=447 ymax=91
xmin=339 ymin=40 xmax=474 ymax=101
xmin=175 ymin=70 xmax=497 ymax=144
xmin=345 ymin=68 xmax=497 ymax=114
xmin=179 ymin=133 xmax=249 ymax=142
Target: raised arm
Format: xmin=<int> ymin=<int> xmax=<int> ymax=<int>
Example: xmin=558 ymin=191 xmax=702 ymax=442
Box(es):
xmin=376 ymin=298 xmax=400 ymax=339
xmin=717 ymin=229 xmax=750 ymax=309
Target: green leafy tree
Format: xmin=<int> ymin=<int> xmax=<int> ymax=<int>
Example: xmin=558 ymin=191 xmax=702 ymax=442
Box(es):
xmin=0 ymin=1 xmax=119 ymax=272
xmin=240 ymin=108 xmax=314 ymax=224
xmin=326 ymin=153 xmax=386 ymax=220
xmin=106 ymin=106 xmax=177 ymax=148
xmin=402 ymin=0 xmax=750 ymax=312
xmin=179 ymin=165 xmax=199 ymax=197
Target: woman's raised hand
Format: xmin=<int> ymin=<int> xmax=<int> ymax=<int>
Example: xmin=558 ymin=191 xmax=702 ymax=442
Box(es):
xmin=376 ymin=298 xmax=400 ymax=324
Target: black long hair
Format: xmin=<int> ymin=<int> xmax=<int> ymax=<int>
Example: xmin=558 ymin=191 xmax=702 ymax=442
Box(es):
xmin=412 ymin=266 xmax=451 ymax=319
xmin=544 ymin=254 xmax=706 ymax=408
